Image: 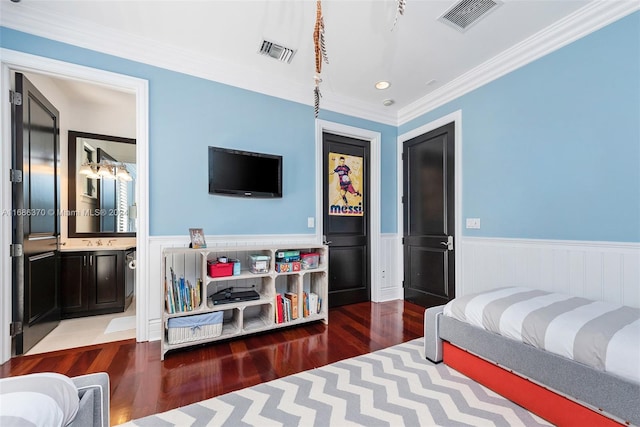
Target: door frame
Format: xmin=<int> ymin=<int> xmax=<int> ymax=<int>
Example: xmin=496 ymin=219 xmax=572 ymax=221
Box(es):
xmin=315 ymin=120 xmax=382 ymax=302
xmin=0 ymin=49 xmax=150 ymax=363
xmin=397 ymin=110 xmax=463 ymax=300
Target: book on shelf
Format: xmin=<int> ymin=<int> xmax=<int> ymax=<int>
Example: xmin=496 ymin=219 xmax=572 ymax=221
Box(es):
xmin=275 ymin=294 xmax=284 ymax=324
xmin=284 ymin=292 xmax=298 ymax=319
xmin=165 ymin=267 xmax=201 ymax=314
xmin=309 ymin=292 xmax=319 ymax=315
xmin=303 ymin=292 xmax=309 ymax=318
xmin=283 ymin=297 xmax=291 ymax=322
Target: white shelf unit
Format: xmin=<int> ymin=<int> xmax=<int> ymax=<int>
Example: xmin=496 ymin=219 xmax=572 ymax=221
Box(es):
xmin=161 ymin=244 xmax=328 ymax=360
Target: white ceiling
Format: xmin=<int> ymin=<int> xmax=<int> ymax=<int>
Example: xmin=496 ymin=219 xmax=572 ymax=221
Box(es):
xmin=2 ymin=0 xmax=637 ymax=124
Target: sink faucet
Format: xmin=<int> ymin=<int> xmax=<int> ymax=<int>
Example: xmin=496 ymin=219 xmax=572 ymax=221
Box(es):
xmin=96 ymin=239 xmax=103 ymax=246
xmin=83 ymin=240 xmax=93 ymax=247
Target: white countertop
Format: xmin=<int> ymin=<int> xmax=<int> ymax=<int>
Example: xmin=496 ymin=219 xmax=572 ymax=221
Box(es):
xmin=60 ymin=244 xmax=136 ymax=252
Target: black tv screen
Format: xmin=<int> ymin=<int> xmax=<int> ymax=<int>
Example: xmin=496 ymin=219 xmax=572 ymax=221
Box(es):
xmin=208 ymin=146 xmax=282 ymax=198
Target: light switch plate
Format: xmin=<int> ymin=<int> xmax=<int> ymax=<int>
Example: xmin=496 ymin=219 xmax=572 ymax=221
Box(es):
xmin=307 ymin=217 xmax=315 ymax=228
xmin=466 ymin=218 xmax=481 ymax=229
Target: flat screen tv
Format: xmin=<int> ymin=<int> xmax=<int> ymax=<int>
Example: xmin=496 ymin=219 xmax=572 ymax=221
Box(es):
xmin=208 ymin=146 xmax=282 ymax=198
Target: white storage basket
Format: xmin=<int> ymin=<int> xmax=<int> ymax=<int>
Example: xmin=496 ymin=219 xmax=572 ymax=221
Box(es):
xmin=167 ymin=312 xmax=223 ymax=344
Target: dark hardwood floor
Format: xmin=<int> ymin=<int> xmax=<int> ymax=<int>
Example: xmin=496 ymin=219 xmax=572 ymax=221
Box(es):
xmin=0 ymin=300 xmax=424 ymax=425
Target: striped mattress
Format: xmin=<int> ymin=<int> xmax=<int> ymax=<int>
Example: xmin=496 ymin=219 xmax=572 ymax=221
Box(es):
xmin=443 ymin=287 xmax=640 ymax=384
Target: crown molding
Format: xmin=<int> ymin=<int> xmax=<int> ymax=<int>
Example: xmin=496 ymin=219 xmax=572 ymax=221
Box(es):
xmin=2 ymin=2 xmax=637 ymax=128
xmin=0 ymin=2 xmax=396 ymax=125
xmin=398 ymin=1 xmax=640 ymax=126
xmin=321 ymin=92 xmax=397 ymax=126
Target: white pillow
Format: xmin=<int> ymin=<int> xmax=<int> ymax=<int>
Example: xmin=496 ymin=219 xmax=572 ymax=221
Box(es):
xmin=0 ymin=372 xmax=79 ymax=426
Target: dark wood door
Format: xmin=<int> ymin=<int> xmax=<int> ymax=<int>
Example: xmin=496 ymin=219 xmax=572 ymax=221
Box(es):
xmin=323 ymin=133 xmax=370 ymax=307
xmin=11 ymin=73 xmax=61 ymax=355
xmin=403 ymin=122 xmax=455 ymax=307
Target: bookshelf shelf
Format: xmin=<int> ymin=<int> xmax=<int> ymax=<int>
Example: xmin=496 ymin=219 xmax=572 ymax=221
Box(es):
xmin=161 ymin=244 xmax=328 ymax=360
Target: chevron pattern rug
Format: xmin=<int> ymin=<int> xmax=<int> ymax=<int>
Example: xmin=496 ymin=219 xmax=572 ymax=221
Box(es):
xmin=119 ymin=339 xmax=551 ymax=427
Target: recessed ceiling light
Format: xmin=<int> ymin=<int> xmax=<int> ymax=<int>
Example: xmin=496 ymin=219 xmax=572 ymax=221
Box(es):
xmin=382 ymin=99 xmax=395 ymax=106
xmin=426 ymin=79 xmax=437 ymax=86
xmin=375 ymin=81 xmax=391 ymax=90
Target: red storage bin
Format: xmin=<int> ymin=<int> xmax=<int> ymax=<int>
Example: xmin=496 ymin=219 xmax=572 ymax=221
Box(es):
xmin=208 ymin=261 xmax=233 ymax=278
xmin=301 ymin=252 xmax=320 ymax=269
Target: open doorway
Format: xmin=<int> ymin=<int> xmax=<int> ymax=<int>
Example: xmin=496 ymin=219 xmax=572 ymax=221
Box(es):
xmin=1 ymin=50 xmax=149 ymax=362
xmin=14 ymin=71 xmax=135 ymax=355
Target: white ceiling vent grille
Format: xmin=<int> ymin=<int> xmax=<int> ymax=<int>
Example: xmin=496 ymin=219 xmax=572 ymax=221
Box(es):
xmin=259 ymin=40 xmax=295 ymax=64
xmin=439 ymin=0 xmax=502 ymax=32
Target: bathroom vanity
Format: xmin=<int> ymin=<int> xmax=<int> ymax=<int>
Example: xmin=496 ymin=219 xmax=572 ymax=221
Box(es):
xmin=59 ymin=246 xmax=135 ymax=318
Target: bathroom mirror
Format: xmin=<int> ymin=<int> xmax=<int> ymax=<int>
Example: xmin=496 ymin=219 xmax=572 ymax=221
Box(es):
xmin=68 ymin=130 xmax=136 ymax=237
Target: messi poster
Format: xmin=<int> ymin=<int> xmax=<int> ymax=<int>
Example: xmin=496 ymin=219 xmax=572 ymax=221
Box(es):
xmin=328 ymin=152 xmax=364 ymax=216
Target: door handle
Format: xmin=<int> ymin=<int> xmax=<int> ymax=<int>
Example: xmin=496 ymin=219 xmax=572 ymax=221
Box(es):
xmin=441 ymin=236 xmax=454 ymax=251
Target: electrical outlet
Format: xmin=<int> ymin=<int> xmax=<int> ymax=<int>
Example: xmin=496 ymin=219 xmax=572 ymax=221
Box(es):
xmin=466 ymin=218 xmax=481 ymax=229
xmin=307 ymin=217 xmax=315 ymax=228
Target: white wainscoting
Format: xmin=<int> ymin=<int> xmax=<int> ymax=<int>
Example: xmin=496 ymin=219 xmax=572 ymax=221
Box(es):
xmin=380 ymin=234 xmax=403 ymax=301
xmin=147 ymin=235 xmax=636 ymax=340
xmin=460 ymin=237 xmax=640 ymax=308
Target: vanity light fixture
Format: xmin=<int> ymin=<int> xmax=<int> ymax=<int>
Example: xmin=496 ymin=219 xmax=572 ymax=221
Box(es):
xmin=97 ymin=164 xmax=116 ymax=179
xmin=78 ymin=163 xmax=94 ymax=175
xmin=375 ymin=80 xmax=391 ymax=90
xmin=79 ymin=162 xmax=132 ymax=181
xmin=116 ymin=166 xmax=133 ymax=181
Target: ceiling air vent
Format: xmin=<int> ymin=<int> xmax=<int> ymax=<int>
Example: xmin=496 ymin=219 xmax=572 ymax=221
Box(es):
xmin=258 ymin=40 xmax=295 ymax=64
xmin=438 ymin=0 xmax=502 ymax=32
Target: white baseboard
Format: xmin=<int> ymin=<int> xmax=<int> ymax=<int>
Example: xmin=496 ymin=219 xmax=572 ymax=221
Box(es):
xmin=148 ymin=319 xmax=162 ymax=342
xmin=378 ymin=287 xmax=403 ymax=302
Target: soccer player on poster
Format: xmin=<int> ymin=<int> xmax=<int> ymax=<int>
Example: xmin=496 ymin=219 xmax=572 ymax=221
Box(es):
xmin=331 ymin=156 xmax=362 ymax=206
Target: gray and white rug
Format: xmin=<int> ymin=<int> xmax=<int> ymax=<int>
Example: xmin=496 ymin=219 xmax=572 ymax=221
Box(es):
xmin=119 ymin=339 xmax=551 ymax=426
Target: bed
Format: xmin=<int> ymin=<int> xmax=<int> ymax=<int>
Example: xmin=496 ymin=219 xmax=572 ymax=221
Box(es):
xmin=0 ymin=372 xmax=109 ymax=427
xmin=424 ymin=287 xmax=640 ymax=426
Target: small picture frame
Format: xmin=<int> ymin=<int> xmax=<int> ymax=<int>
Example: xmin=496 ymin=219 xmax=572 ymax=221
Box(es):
xmin=189 ymin=228 xmax=207 ymax=249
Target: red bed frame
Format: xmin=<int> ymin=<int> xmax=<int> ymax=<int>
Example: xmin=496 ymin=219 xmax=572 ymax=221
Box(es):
xmin=443 ymin=342 xmax=627 ymax=427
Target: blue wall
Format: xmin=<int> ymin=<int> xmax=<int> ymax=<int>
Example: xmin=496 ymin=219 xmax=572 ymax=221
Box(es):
xmin=0 ymin=27 xmax=397 ymax=236
xmin=400 ymin=12 xmax=640 ymax=242
xmin=2 ymin=11 xmax=638 ymax=242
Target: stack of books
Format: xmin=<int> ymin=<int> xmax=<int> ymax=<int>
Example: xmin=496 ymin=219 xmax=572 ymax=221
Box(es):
xmin=275 ymin=291 xmax=321 ymax=323
xmin=302 ymin=291 xmax=321 ymax=317
xmin=275 ymin=292 xmax=298 ymax=323
xmin=165 ymin=267 xmax=202 ymax=313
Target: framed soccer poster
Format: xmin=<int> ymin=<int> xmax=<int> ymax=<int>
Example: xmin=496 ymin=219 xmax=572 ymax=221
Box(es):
xmin=328 ymin=152 xmax=364 ymax=216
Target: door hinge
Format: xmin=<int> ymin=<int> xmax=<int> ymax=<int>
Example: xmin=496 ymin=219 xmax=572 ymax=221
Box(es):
xmin=10 ymin=243 xmax=23 ymax=257
xmin=401 ymin=237 xmax=405 ymax=244
xmin=9 ymin=169 xmax=23 ymax=183
xmin=9 ymin=90 xmax=22 ymax=106
xmin=10 ymin=321 xmax=23 ymax=337
xmin=401 ymin=195 xmax=404 ymax=204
